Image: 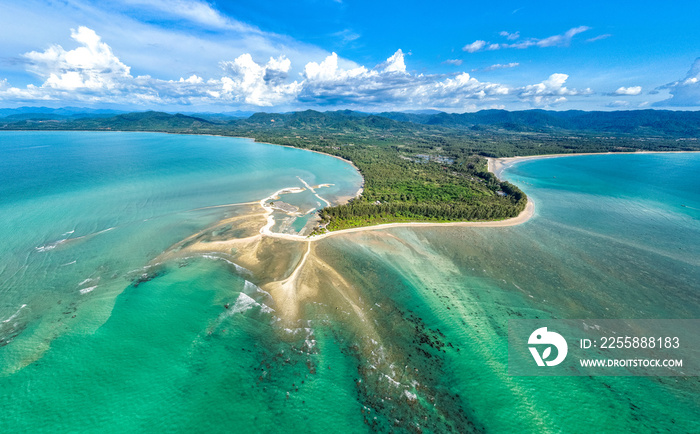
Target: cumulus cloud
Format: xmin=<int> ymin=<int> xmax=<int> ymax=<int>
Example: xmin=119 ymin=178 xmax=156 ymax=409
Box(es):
xmin=518 ymin=73 xmax=592 ymax=106
xmin=299 ymin=50 xmax=508 ymax=108
xmin=1 ymin=0 xmax=343 ymax=89
xmin=613 ymin=86 xmax=642 ymax=96
xmin=0 ymin=27 xmax=301 ymax=106
xmin=219 ymin=54 xmax=301 ymax=106
xmin=380 ymin=49 xmax=407 ymax=73
xmin=303 ymin=52 xmax=370 ymax=82
xmin=23 ymin=27 xmax=132 ymax=91
xmin=464 ymin=26 xmax=590 ymax=53
xmin=654 ymin=58 xmax=700 ymax=107
xmin=0 ymin=27 xmax=596 ymax=111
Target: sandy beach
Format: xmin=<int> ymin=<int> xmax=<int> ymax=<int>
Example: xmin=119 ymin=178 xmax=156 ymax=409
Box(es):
xmin=303 ymin=199 xmax=535 ymax=240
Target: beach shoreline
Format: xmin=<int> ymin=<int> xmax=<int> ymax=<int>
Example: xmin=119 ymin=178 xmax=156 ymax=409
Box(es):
xmin=487 ymin=150 xmax=700 ymax=179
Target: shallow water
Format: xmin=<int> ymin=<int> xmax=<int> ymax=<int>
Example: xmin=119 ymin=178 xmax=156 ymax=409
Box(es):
xmin=0 ymin=131 xmax=361 ymax=372
xmin=316 ymin=153 xmax=700 ymax=431
xmin=1 ymin=133 xmax=698 ymax=433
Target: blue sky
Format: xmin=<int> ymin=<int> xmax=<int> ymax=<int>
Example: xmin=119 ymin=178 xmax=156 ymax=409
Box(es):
xmin=1 ymin=0 xmax=699 ymax=112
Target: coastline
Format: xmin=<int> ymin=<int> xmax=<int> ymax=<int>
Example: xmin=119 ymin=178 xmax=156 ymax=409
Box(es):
xmin=258 ymin=198 xmax=535 ymax=242
xmin=237 ymin=136 xmax=364 ymax=179
xmin=487 ymin=150 xmax=700 ymax=179
xmin=20 ymin=131 xmax=696 ymax=240
xmin=205 ymin=134 xmax=538 ymax=240
xmin=294 ymin=150 xmax=697 ymax=240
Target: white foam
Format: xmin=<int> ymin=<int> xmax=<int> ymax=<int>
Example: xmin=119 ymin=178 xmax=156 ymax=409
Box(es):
xmin=80 ymin=285 xmax=98 ymax=295
xmin=243 ymin=280 xmax=260 ymax=294
xmin=79 ymin=278 xmax=96 ymax=286
xmin=2 ymin=304 xmax=27 ymax=323
xmin=60 ymin=260 xmax=77 ymax=266
xmin=230 ymin=292 xmax=259 ymax=314
xmin=256 ymin=286 xmax=272 ymax=297
xmin=199 ymin=254 xmax=252 ymax=275
xmin=35 ymin=238 xmax=67 ymax=252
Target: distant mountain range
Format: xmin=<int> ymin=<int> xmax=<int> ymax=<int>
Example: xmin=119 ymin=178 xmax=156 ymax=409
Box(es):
xmin=2 ymin=107 xmax=700 ymax=138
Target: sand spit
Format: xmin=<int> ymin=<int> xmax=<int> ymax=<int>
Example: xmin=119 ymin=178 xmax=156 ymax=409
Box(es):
xmin=152 ymin=150 xmax=547 ymax=321
xmin=152 ymin=153 xmax=538 ymax=321
xmin=154 ymin=203 xmax=378 ymax=324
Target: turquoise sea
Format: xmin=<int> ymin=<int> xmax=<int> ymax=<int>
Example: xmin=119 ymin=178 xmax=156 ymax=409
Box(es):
xmin=0 ymin=132 xmax=698 ymax=433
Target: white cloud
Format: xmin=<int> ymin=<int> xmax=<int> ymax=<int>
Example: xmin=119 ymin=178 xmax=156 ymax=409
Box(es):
xmin=117 ymin=0 xmax=252 ymax=31
xmin=606 ymin=100 xmax=630 ymax=108
xmin=300 ymin=51 xmax=509 ymax=108
xmin=219 ymin=54 xmax=301 ymax=106
xmin=0 ymin=0 xmax=345 ymax=87
xmin=480 ymin=62 xmax=520 ymax=72
xmin=654 ymin=58 xmax=700 ymax=107
xmin=443 ymin=59 xmax=463 ymax=66
xmin=587 ymin=34 xmax=612 ymax=43
xmin=464 ymin=26 xmax=590 ymax=53
xmin=534 ymin=26 xmax=590 ymax=48
xmin=23 ymin=27 xmax=131 ymax=92
xmin=331 ymin=29 xmax=361 ymax=44
xmin=518 ymin=73 xmax=592 ymax=106
xmin=1 ymin=27 xmax=596 ymax=111
xmin=303 ymin=52 xmax=370 ymax=82
xmin=381 ymin=49 xmax=407 ymax=73
xmin=499 ymin=31 xmax=520 ymax=40
xmin=0 ymin=28 xmax=302 ymax=107
xmin=463 ymin=40 xmax=487 ymax=53
xmin=614 ymin=86 xmax=642 ymax=96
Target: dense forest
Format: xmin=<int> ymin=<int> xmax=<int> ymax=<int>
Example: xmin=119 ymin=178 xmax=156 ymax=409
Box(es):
xmin=2 ymin=108 xmax=699 ymax=231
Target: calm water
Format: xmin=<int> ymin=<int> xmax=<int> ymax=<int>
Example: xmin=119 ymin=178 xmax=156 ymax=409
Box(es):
xmin=1 ymin=133 xmax=698 ymax=433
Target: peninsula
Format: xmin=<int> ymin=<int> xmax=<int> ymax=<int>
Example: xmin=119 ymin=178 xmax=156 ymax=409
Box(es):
xmin=3 ymin=109 xmax=700 ymax=232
